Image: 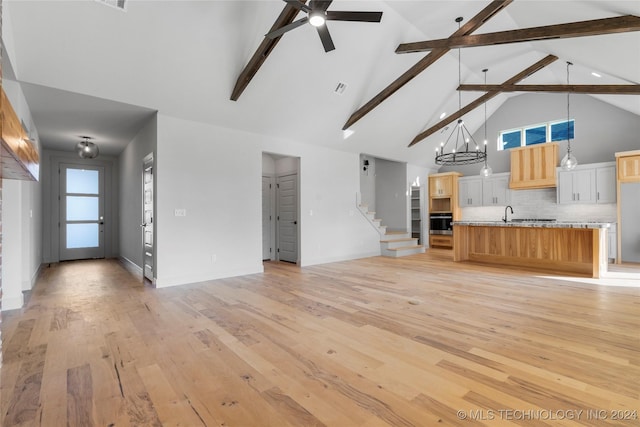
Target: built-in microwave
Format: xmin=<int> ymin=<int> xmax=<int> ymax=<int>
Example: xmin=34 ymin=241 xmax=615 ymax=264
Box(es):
xmin=429 ymin=213 xmax=452 ymax=235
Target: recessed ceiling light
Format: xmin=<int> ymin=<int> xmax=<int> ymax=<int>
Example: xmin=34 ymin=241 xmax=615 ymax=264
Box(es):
xmin=343 ymin=129 xmax=355 ymax=139
xmin=439 ymin=112 xmax=446 ymax=119
xmin=591 ymin=72 xmax=602 ymax=78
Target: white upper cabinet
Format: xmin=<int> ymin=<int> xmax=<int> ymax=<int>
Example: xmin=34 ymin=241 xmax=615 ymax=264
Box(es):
xmin=459 ymin=173 xmax=511 ymax=207
xmin=459 ymin=177 xmax=483 ymax=207
xmin=596 ymin=165 xmax=616 ymax=204
xmin=557 ymin=162 xmax=615 ymax=204
xmin=482 ymin=174 xmax=511 ymax=206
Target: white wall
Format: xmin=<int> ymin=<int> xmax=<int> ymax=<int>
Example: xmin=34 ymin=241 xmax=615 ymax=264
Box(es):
xmin=155 ymin=114 xmax=380 ymax=288
xmin=375 ymin=159 xmax=407 ymax=231
xmin=118 ymin=115 xmax=157 ymax=272
xmin=2 ymin=179 xmax=41 ymax=311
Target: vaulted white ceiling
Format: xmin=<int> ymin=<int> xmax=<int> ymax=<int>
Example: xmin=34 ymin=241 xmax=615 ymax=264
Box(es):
xmin=3 ymin=0 xmax=639 ymax=166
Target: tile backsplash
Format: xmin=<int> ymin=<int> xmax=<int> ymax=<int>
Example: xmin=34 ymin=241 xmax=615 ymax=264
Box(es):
xmin=461 ymin=188 xmax=617 ymax=223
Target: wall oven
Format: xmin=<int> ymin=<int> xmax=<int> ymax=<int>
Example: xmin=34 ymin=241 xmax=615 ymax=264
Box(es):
xmin=429 ymin=213 xmax=453 ymax=235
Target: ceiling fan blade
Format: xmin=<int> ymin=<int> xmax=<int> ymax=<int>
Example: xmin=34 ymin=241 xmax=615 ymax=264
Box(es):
xmin=266 ymin=17 xmax=309 ymax=39
xmin=326 ymin=11 xmax=383 ymax=23
xmin=316 ymin=24 xmax=335 ymax=52
xmin=284 ymin=0 xmax=311 ymax=13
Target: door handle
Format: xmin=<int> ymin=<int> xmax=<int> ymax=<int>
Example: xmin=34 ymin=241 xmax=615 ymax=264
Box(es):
xmin=293 ymin=221 xmax=298 ymax=225
xmin=141 ymin=223 xmax=147 ymax=227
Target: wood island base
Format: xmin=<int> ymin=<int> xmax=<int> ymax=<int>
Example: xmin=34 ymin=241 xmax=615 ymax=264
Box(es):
xmin=453 ymin=224 xmax=608 ymax=278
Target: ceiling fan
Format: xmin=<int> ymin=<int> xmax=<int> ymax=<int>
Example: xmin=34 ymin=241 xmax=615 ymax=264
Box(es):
xmin=265 ymin=0 xmax=383 ymax=52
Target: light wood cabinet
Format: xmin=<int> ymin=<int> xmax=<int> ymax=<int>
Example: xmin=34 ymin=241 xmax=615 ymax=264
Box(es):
xmin=428 ymin=172 xmax=461 ymax=249
xmin=429 ymin=174 xmax=454 ymax=197
xmin=616 ymin=151 xmax=640 ymax=182
xmin=509 ymin=142 xmax=558 ymax=189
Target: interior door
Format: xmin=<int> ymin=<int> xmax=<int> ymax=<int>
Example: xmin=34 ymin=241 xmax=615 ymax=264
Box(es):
xmin=59 ymin=164 xmax=105 ymax=260
xmin=277 ymin=173 xmax=298 ymax=263
xmin=262 ymin=176 xmax=273 ymax=260
xmin=142 ymin=154 xmax=154 ymax=281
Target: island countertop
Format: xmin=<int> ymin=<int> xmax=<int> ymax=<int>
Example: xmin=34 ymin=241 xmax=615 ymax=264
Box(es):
xmin=453 ymin=220 xmax=612 ymax=229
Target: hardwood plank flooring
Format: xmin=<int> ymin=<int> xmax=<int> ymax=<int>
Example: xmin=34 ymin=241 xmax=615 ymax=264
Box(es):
xmin=1 ymin=251 xmax=639 ymax=426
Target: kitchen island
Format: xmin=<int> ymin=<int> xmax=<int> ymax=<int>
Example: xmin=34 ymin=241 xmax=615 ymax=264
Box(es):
xmin=453 ymin=221 xmax=611 ymax=278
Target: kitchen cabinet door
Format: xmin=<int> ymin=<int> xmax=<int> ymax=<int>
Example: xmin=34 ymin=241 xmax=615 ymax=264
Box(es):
xmin=459 ymin=177 xmax=483 ymax=207
xmin=557 ymin=168 xmax=596 ymax=204
xmin=483 ymin=174 xmax=511 ymax=206
xmin=596 ymin=166 xmax=616 ymax=204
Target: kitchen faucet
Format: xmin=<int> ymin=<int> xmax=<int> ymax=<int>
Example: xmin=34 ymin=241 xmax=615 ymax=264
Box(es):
xmin=503 ymin=205 xmax=514 ymax=223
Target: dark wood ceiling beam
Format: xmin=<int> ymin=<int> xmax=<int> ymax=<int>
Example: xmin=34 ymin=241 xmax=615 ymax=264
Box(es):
xmin=342 ymin=0 xmax=512 ymax=130
xmin=396 ymin=15 xmax=640 ymax=54
xmin=230 ymin=2 xmax=307 ymax=101
xmin=409 ymin=54 xmax=558 ymax=147
xmin=458 ymin=84 xmax=640 ymax=94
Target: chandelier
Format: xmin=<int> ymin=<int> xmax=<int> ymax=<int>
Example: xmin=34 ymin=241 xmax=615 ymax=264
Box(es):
xmin=435 ymin=17 xmax=487 ymax=167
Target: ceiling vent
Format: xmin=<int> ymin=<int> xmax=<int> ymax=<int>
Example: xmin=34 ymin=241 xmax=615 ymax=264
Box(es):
xmin=96 ymin=0 xmax=127 ymax=11
xmin=334 ymin=82 xmax=348 ymax=95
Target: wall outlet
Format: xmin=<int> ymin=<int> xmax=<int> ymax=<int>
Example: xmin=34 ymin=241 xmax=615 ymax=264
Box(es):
xmin=211 ymin=254 xmax=217 ymax=263
xmin=174 ymin=208 xmax=187 ymax=217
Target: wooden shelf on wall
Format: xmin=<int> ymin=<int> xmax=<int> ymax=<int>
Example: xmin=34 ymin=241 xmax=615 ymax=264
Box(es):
xmin=1 ymin=89 xmax=39 ymax=181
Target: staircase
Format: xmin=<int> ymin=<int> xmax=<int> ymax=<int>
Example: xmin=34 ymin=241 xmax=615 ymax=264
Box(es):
xmin=357 ymin=197 xmax=425 ymax=258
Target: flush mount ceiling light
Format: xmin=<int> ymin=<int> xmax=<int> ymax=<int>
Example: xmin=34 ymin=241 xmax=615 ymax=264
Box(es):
xmin=76 ymin=136 xmax=99 ymax=159
xmin=435 ymin=17 xmax=487 ymax=167
xmin=561 ymin=61 xmax=578 ymax=171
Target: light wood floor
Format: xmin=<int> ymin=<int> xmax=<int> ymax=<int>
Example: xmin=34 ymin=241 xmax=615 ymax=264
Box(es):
xmin=1 ymin=251 xmax=639 ymax=426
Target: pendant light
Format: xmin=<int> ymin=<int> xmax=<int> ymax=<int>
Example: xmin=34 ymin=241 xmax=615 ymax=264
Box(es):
xmin=560 ymin=61 xmax=577 ymax=170
xmin=435 ymin=17 xmax=487 ymax=167
xmin=76 ymin=136 xmax=99 ymax=159
xmin=479 ymin=68 xmax=493 ymax=177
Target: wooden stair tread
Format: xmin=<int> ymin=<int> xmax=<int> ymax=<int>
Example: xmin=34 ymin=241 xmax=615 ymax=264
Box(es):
xmin=386 ymin=245 xmax=424 ymax=251
xmin=381 ymin=238 xmax=415 ymax=243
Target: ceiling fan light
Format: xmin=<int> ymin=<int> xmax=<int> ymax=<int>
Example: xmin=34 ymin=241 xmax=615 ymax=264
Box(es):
xmin=309 ymin=12 xmax=325 ymax=27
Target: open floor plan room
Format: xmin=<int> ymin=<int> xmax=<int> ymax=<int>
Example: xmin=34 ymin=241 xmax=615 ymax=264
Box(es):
xmin=1 ymin=252 xmax=638 ymax=427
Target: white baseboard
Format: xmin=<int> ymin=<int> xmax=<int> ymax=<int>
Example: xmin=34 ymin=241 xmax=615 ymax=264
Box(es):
xmin=1 ymin=293 xmax=24 ymax=311
xmin=301 ymin=250 xmax=381 ymax=267
xmin=119 ymin=256 xmax=143 ymax=279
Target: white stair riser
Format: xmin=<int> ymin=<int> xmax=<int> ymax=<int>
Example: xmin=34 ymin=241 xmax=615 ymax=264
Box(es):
xmin=382 ymin=246 xmax=425 ymax=257
xmin=381 ymin=232 xmax=411 ymax=240
xmin=381 ymin=239 xmax=418 ymax=249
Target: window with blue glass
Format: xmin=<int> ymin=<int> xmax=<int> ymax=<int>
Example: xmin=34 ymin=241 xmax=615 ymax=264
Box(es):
xmin=498 ymin=119 xmax=575 ymax=150
xmin=550 ymin=120 xmax=574 ymax=142
xmin=501 ymin=130 xmax=522 ymax=150
xmin=525 ymin=125 xmax=547 ymax=146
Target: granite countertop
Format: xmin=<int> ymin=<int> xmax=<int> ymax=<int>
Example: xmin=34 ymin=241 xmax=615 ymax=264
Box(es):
xmin=453 ymin=220 xmax=612 ymax=229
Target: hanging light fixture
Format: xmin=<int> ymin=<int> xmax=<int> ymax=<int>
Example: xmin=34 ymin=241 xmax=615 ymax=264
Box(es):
xmin=561 ymin=61 xmax=577 ymax=170
xmin=435 ymin=17 xmax=487 ymax=167
xmin=479 ymin=68 xmax=493 ymax=177
xmin=76 ymin=136 xmax=99 ymax=159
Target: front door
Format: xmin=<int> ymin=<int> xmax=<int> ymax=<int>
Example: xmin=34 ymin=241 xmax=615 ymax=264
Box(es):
xmin=277 ymin=173 xmax=298 ymax=263
xmin=142 ymin=154 xmax=154 ymax=281
xmin=59 ymin=164 xmax=105 ymax=260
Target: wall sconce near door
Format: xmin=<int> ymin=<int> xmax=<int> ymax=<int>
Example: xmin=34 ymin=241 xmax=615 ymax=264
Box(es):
xmin=363 ymin=159 xmax=369 ymax=172
xmin=76 ymin=136 xmax=99 ymax=159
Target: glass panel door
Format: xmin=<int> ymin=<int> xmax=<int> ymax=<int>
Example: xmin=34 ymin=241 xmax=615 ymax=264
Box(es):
xmin=60 ymin=164 xmax=105 ymax=260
